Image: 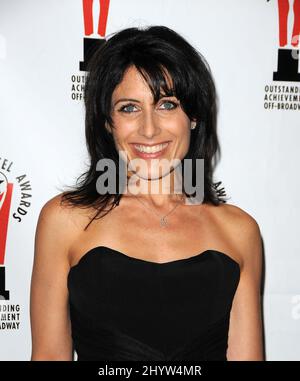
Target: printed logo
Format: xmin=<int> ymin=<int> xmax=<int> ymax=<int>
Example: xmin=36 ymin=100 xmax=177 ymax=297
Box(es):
xmin=0 ymin=157 xmax=33 ymax=303
xmin=0 ymin=157 xmax=32 ymax=331
xmin=71 ymin=0 xmax=110 ymax=101
xmin=264 ymin=0 xmax=300 ymax=110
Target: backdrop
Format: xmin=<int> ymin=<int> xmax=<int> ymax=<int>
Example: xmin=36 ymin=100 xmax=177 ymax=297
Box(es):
xmin=0 ymin=0 xmax=299 ymax=361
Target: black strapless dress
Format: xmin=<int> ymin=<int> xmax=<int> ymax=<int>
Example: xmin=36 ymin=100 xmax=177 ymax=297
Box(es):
xmin=67 ymin=246 xmax=240 ymax=361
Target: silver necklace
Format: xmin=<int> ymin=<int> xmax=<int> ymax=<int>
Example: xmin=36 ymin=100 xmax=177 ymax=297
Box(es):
xmin=127 ymin=191 xmax=185 ymax=227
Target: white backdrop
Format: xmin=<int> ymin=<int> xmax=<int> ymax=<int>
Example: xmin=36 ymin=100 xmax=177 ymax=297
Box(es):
xmin=0 ymin=0 xmax=299 ymax=360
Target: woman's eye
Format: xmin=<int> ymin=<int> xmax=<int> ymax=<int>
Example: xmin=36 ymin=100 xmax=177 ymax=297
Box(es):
xmin=118 ymin=101 xmax=178 ymax=113
xmin=118 ymin=104 xmax=138 ymax=113
xmin=159 ymin=101 xmax=178 ymax=110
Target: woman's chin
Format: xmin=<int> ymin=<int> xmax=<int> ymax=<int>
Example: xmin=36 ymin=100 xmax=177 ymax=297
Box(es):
xmin=128 ymin=169 xmax=173 ymax=182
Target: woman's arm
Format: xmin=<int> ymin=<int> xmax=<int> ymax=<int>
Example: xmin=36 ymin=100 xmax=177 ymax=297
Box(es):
xmin=226 ymin=210 xmax=264 ymax=361
xmin=30 ymin=195 xmax=76 ymax=360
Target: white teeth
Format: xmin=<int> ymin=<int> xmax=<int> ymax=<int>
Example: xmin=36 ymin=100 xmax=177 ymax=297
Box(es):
xmin=134 ymin=143 xmax=169 ymax=153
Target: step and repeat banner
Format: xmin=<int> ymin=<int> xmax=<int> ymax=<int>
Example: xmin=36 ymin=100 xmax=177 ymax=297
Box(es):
xmin=0 ymin=0 xmax=299 ymax=360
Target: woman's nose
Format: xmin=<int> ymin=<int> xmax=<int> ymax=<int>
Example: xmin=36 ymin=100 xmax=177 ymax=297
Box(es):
xmin=138 ymin=111 xmax=161 ymax=138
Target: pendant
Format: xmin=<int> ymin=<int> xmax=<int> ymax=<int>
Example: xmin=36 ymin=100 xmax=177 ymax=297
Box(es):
xmin=160 ymin=217 xmax=168 ymax=227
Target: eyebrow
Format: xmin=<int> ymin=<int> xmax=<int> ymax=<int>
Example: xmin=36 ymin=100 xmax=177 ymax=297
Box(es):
xmin=113 ymin=95 xmax=176 ymax=107
xmin=114 ymin=98 xmax=141 ymax=106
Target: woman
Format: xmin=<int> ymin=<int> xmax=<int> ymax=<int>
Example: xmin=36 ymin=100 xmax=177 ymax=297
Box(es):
xmin=30 ymin=26 xmax=264 ymax=361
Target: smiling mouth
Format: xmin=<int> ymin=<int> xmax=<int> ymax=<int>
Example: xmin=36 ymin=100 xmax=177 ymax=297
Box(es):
xmin=130 ymin=141 xmax=171 ymax=158
xmin=133 ymin=142 xmax=169 ymax=153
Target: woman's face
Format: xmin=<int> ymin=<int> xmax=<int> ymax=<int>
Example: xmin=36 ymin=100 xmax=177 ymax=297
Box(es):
xmin=108 ymin=65 xmax=195 ymax=182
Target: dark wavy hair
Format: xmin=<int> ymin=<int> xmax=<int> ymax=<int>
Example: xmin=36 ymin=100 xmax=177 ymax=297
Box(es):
xmin=60 ymin=25 xmax=228 ymax=230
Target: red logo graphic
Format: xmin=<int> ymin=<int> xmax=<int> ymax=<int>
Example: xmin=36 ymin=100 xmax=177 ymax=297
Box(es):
xmin=80 ymin=0 xmax=110 ymax=71
xmin=82 ymin=0 xmax=110 ymax=37
xmin=269 ymin=0 xmax=300 ymax=81
xmin=0 ymin=173 xmax=13 ymax=300
xmin=276 ymin=0 xmax=300 ymax=47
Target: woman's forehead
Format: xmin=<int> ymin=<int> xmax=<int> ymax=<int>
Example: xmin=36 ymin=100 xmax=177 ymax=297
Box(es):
xmin=112 ymin=66 xmax=175 ymax=101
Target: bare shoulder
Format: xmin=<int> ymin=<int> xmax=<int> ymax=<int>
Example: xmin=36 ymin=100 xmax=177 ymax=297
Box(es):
xmin=35 ymin=193 xmax=90 ymax=266
xmin=38 ymin=192 xmax=90 ymax=233
xmin=207 ymin=202 xmax=261 ymax=235
xmin=209 ymin=202 xmax=262 ymax=270
xmin=39 ymin=193 xmax=77 ymax=223
xmin=216 ymin=202 xmax=260 ymax=230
